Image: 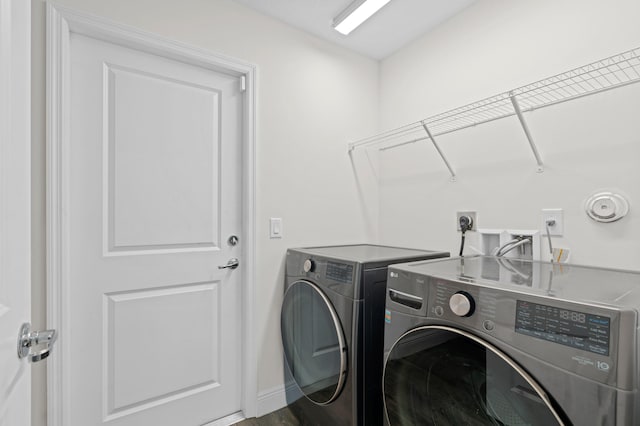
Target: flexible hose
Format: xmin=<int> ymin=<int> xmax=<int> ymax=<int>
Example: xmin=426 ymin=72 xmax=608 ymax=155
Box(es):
xmin=491 ymin=238 xmax=520 ymax=256
xmin=497 ymin=238 xmax=532 ymax=257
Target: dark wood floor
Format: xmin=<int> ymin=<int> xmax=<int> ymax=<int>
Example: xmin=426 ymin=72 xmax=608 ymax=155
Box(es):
xmin=233 ymin=406 xmax=300 ymax=426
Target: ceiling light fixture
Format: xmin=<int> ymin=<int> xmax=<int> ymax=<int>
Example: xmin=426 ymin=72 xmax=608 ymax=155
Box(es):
xmin=332 ymin=0 xmax=392 ymax=35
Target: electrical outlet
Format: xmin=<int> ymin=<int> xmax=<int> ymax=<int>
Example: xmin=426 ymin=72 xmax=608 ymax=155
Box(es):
xmin=541 ymin=209 xmax=563 ymax=236
xmin=456 ymin=211 xmax=477 ymax=232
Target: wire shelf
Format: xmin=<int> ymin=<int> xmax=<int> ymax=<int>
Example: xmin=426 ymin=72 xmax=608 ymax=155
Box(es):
xmin=349 ymin=47 xmax=640 ymax=153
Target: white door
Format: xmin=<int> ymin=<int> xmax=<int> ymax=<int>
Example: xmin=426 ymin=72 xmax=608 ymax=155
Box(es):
xmin=0 ymin=0 xmax=31 ymax=425
xmin=60 ymin=29 xmax=244 ymax=426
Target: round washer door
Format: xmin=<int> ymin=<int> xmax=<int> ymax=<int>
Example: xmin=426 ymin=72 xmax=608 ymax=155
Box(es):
xmin=281 ymin=280 xmax=347 ymax=405
xmin=384 ymin=326 xmax=566 ymax=426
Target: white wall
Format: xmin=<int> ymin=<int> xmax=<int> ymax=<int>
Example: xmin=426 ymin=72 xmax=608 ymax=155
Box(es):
xmin=375 ymin=0 xmax=640 ymax=270
xmin=30 ymin=1 xmax=640 ymax=424
xmin=30 ymin=0 xmax=379 ymax=424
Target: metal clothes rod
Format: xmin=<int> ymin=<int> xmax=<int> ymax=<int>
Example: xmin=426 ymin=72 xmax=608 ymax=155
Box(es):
xmin=378 ymin=135 xmax=430 ymax=151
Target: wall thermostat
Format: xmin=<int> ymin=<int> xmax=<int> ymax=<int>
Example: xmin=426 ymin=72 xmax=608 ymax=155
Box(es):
xmin=585 ymin=192 xmax=629 ymax=223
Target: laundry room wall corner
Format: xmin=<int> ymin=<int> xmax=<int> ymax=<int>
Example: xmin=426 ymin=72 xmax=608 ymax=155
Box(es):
xmin=378 ymin=0 xmax=640 ymax=271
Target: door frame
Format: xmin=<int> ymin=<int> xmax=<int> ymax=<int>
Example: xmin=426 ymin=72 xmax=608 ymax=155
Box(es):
xmin=0 ymin=0 xmax=31 ymax=423
xmin=46 ymin=4 xmax=258 ymax=425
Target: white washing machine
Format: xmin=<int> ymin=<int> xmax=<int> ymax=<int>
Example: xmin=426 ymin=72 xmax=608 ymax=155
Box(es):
xmin=383 ymin=256 xmax=640 ymax=425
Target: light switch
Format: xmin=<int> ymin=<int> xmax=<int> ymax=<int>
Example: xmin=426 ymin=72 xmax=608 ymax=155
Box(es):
xmin=270 ymin=218 xmax=283 ymax=239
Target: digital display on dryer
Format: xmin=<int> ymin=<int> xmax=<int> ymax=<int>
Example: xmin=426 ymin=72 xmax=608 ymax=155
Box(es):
xmin=515 ymin=300 xmax=610 ymax=356
xmin=326 ymin=261 xmax=353 ymax=284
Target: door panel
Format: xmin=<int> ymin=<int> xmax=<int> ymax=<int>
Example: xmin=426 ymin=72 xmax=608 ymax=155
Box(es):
xmin=66 ymin=32 xmax=242 ymax=426
xmin=105 ymin=64 xmax=220 ymax=252
xmin=0 ymin=0 xmax=30 ymax=425
xmin=105 ymin=282 xmax=220 ymax=415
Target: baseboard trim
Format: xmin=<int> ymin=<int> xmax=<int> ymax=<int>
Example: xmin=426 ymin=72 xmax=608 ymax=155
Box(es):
xmin=201 ymin=411 xmax=245 ymax=426
xmin=203 ymin=381 xmax=303 ymax=424
xmin=256 ymin=381 xmax=302 ymax=417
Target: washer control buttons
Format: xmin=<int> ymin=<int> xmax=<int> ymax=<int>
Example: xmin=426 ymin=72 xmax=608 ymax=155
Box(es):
xmin=449 ymin=291 xmax=475 ymax=317
xmin=303 ymin=259 xmax=315 ymax=273
xmin=434 ymin=306 xmax=444 ymax=317
xmin=483 ymin=320 xmax=495 ymax=331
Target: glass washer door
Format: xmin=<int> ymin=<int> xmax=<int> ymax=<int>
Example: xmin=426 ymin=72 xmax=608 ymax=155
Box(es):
xmin=383 ymin=325 xmax=566 ymax=426
xmin=281 ymin=280 xmax=347 ymax=405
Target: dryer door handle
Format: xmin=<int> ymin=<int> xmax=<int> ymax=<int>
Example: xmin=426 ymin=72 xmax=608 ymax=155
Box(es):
xmin=389 ymin=289 xmax=423 ymax=310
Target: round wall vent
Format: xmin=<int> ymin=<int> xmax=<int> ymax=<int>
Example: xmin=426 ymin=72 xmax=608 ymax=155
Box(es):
xmin=585 ymin=192 xmax=629 ymax=223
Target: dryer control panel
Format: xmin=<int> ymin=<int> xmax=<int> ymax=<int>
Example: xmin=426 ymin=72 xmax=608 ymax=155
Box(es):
xmin=326 ymin=261 xmax=354 ymax=284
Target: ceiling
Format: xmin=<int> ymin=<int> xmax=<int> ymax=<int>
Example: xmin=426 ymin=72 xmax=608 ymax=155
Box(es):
xmin=231 ymin=0 xmax=476 ymax=60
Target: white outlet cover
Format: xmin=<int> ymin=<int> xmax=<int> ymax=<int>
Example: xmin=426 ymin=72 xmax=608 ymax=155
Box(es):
xmin=541 ymin=209 xmax=563 ymax=236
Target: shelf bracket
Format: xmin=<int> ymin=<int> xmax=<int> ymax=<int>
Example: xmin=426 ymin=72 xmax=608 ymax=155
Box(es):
xmin=421 ymin=122 xmax=456 ymax=181
xmin=510 ymin=93 xmax=544 ymax=173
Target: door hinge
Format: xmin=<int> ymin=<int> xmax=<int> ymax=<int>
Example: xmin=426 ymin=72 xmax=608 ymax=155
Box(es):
xmin=240 ymin=75 xmax=246 ymax=92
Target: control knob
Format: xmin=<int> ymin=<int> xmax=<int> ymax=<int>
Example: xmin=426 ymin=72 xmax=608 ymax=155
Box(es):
xmin=303 ymin=259 xmax=315 ymax=273
xmin=449 ymin=291 xmax=475 ymax=317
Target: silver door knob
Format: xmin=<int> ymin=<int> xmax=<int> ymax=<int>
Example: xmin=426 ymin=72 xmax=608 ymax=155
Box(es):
xmin=17 ymin=322 xmax=57 ymax=363
xmin=218 ymin=258 xmax=240 ymax=270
